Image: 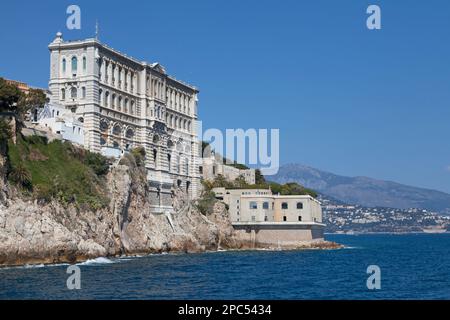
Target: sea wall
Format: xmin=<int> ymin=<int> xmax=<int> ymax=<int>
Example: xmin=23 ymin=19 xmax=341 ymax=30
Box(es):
xmin=233 ymin=224 xmax=341 ymax=249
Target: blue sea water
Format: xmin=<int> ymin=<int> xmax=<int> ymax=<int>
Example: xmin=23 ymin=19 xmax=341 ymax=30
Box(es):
xmin=0 ymin=234 xmax=449 ymax=299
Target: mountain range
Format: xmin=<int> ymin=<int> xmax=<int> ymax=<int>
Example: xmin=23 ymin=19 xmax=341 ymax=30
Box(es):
xmin=270 ymin=164 xmax=450 ymax=214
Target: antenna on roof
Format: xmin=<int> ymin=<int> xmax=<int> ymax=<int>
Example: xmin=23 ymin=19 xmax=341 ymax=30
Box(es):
xmin=95 ymin=20 xmax=99 ymax=40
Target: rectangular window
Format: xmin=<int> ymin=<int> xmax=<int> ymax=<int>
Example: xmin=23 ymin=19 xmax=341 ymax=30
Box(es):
xmin=283 ymin=216 xmax=287 ymax=222
xmin=250 ymin=201 xmax=257 ymax=210
xmin=298 ymin=216 xmax=302 ymax=221
xmin=282 ymin=202 xmax=288 ymax=210
xmin=263 ymin=202 xmax=269 ymax=210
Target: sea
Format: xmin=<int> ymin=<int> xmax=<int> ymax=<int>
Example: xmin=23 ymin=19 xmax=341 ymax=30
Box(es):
xmin=0 ymin=234 xmax=449 ymax=299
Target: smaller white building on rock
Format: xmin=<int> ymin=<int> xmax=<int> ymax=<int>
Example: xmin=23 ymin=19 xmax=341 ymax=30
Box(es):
xmin=36 ymin=103 xmax=85 ymax=146
xmin=212 ymin=187 xmax=325 ymax=246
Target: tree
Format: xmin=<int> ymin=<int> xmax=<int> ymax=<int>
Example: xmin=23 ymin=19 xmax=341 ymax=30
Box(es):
xmin=269 ymin=181 xmax=317 ymax=198
xmin=233 ymin=175 xmax=248 ymax=188
xmin=0 ymin=78 xmax=47 ymax=129
xmin=19 ymin=88 xmax=47 ymax=118
xmin=0 ymin=77 xmax=22 ymax=113
xmin=255 ymin=169 xmax=266 ymax=185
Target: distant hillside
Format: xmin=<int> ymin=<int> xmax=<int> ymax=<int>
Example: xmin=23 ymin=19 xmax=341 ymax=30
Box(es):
xmin=271 ymin=164 xmax=450 ymax=214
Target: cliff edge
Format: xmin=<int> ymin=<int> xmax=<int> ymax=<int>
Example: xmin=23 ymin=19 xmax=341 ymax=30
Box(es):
xmin=0 ymin=137 xmax=340 ymax=267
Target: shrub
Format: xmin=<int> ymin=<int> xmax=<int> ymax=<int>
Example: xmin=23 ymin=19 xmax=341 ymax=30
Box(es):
xmin=9 ymin=164 xmax=32 ymax=190
xmin=26 ymin=135 xmax=48 ymax=145
xmin=131 ymin=147 xmax=146 ymax=167
xmin=7 ymin=135 xmax=110 ymax=210
xmin=269 ymin=181 xmax=317 ymax=198
xmin=84 ymin=151 xmax=109 ymax=176
xmin=0 ymin=119 xmax=12 ymax=141
xmin=196 ymin=190 xmax=217 ymax=215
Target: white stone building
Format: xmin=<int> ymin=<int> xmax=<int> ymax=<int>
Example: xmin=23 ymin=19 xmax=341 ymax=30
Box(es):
xmin=212 ymin=187 xmax=325 ymax=243
xmin=46 ymin=32 xmax=201 ymax=213
xmin=201 ymin=152 xmax=256 ymax=185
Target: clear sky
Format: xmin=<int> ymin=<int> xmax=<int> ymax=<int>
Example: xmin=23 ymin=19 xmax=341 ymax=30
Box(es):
xmin=1 ymin=0 xmax=449 ymax=193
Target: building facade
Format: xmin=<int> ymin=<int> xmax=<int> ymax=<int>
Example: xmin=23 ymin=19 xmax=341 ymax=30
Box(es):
xmin=201 ymin=153 xmax=256 ymax=185
xmin=47 ymin=32 xmax=201 ymax=213
xmin=213 ymin=187 xmax=325 ymax=244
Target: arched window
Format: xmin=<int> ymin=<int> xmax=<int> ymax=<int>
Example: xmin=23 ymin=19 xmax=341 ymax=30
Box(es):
xmin=125 ymin=129 xmax=134 ymax=139
xmin=112 ymin=94 xmax=116 ymax=109
xmin=62 ymin=58 xmax=66 ymax=73
xmin=61 ymin=88 xmax=66 ymax=100
xmin=99 ymin=89 xmax=103 ymax=104
xmin=105 ymin=91 xmax=109 ymax=107
xmin=297 ymin=202 xmax=303 ymax=209
xmin=82 ymin=87 xmax=86 ymax=99
xmin=183 ymin=119 xmax=187 ymax=130
xmin=124 ymin=99 xmax=129 ymax=112
xmin=71 ymin=87 xmax=77 ymax=99
xmin=100 ymin=120 xmax=108 ymax=133
xmin=71 ymin=56 xmax=78 ymax=73
xmin=187 ymin=121 xmax=191 ymax=131
xmin=130 ymin=101 xmax=134 ymax=114
xmin=112 ymin=125 xmax=121 ymax=136
xmin=82 ymin=57 xmax=87 ymax=71
xmin=185 ymin=161 xmax=189 ymax=175
xmin=118 ymin=96 xmax=122 ymax=111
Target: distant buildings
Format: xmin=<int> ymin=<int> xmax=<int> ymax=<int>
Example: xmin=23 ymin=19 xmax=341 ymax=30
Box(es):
xmin=201 ymin=152 xmax=256 ymax=185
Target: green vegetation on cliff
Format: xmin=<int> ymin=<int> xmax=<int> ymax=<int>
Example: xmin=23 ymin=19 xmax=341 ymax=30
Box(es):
xmin=202 ymin=173 xmax=318 ymax=198
xmin=268 ymin=181 xmax=318 ymax=198
xmin=7 ymin=135 xmax=110 ymax=209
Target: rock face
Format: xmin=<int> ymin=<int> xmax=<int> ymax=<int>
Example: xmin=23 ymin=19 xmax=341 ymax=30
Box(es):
xmin=0 ymin=152 xmax=341 ymax=267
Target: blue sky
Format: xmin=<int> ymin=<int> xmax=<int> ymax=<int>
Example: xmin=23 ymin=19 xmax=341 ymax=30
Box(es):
xmin=1 ymin=0 xmax=450 ymax=193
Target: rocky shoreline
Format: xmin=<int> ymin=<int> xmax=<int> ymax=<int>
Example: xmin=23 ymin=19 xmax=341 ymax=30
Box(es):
xmin=0 ymin=149 xmax=341 ymax=268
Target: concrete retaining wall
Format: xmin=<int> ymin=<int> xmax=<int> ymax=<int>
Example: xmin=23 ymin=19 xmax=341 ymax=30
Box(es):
xmin=234 ymin=223 xmax=325 ymax=247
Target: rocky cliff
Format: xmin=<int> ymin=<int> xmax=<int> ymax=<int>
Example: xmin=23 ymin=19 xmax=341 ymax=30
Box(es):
xmin=0 ymin=147 xmax=250 ymax=266
xmin=0 ymin=142 xmax=340 ymax=267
